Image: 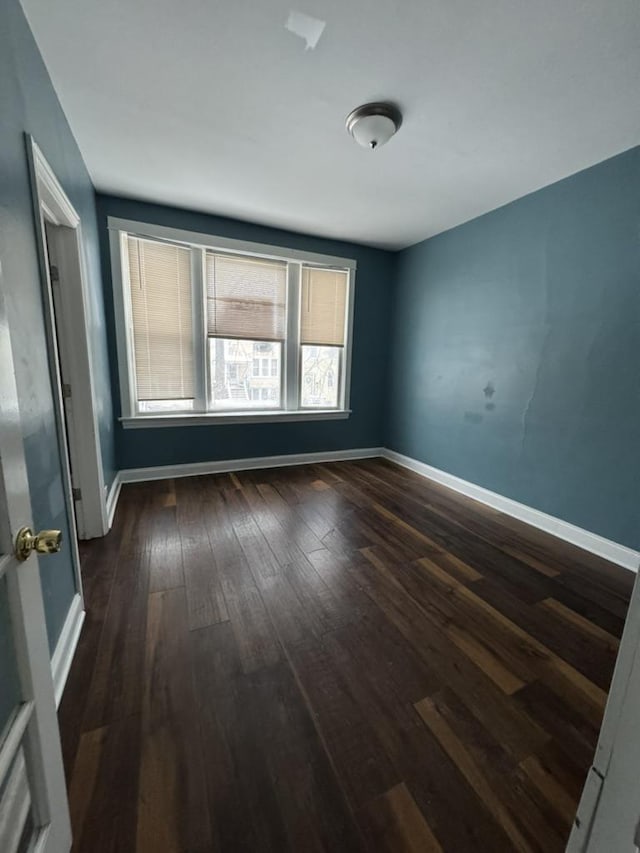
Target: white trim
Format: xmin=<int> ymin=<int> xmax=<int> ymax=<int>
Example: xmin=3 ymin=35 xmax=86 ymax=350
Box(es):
xmin=342 ymin=267 xmax=356 ymax=412
xmin=29 ymin=149 xmax=79 ymax=229
xmin=25 ymin=145 xmax=83 ymax=608
xmin=191 ymin=248 xmax=208 ymax=413
xmin=285 ymin=262 xmax=301 ymax=410
xmin=105 ymin=473 xmax=122 ymax=528
xmin=28 ymin=136 xmax=108 ymax=541
xmin=119 ymin=447 xmax=383 ymax=483
xmin=121 ymin=409 xmax=351 ymax=429
xmin=110 ymin=229 xmax=136 ymax=419
xmin=50 ymin=593 xmax=85 ymax=708
xmin=106 ymin=217 xmax=358 ymax=270
xmin=382 ymin=449 xmax=640 ymax=572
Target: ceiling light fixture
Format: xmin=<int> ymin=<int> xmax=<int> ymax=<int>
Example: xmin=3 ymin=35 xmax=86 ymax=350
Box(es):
xmin=345 ymin=102 xmax=402 ymax=150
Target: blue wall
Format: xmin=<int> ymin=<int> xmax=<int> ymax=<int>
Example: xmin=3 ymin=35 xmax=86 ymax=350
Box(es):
xmin=0 ymin=0 xmax=115 ymax=652
xmin=388 ymin=146 xmax=640 ymax=551
xmin=96 ymin=194 xmax=396 ymax=469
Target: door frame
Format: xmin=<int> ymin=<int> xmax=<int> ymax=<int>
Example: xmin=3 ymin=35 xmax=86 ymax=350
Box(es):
xmin=26 ymin=136 xmax=108 ymax=544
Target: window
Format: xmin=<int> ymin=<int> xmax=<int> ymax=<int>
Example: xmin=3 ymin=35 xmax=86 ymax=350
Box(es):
xmin=299 ymin=266 xmax=348 ymax=409
xmin=111 ymin=219 xmax=355 ymax=425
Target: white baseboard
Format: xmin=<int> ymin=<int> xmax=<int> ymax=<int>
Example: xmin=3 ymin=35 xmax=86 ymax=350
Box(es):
xmin=110 ymin=444 xmax=639 ymax=572
xmin=105 ymin=472 xmax=122 ymax=529
xmin=119 ymin=447 xmax=384 ymax=484
xmin=382 ymin=449 xmax=640 ymax=573
xmin=51 ymin=592 xmax=85 ymax=707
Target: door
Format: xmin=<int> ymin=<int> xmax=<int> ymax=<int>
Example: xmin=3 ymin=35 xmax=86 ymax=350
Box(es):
xmin=568 ymin=571 xmax=640 ymax=852
xmin=0 ymin=271 xmax=71 ymax=849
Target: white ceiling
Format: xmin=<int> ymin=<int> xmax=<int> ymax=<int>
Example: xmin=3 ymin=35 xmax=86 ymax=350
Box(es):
xmin=21 ymin=0 xmax=640 ymax=249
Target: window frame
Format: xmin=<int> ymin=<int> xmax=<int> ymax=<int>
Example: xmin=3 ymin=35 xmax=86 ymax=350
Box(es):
xmin=108 ymin=217 xmax=356 ymax=428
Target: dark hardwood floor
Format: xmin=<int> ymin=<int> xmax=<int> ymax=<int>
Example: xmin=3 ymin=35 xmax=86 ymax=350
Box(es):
xmin=58 ymin=458 xmax=634 ymax=852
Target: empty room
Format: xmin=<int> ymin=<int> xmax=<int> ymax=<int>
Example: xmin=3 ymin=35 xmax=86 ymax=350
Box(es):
xmin=0 ymin=0 xmax=639 ymax=851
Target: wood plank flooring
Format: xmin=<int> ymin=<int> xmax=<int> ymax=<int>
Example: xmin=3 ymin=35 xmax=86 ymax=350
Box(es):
xmin=58 ymin=458 xmax=634 ymax=852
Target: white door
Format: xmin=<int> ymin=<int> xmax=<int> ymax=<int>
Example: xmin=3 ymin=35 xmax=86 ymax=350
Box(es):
xmin=0 ymin=264 xmax=71 ymax=851
xmin=568 ymin=571 xmax=640 ymax=852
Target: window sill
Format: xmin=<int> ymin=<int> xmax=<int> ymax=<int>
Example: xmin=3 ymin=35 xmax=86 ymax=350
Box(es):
xmin=120 ymin=409 xmax=352 ymax=429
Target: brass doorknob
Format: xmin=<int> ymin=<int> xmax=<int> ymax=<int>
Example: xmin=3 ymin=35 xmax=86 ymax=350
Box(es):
xmin=15 ymin=527 xmax=63 ymax=562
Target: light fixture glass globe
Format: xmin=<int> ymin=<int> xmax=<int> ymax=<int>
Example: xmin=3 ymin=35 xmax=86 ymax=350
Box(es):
xmin=345 ymin=102 xmax=402 ymax=150
xmin=351 ymin=114 xmax=397 ymax=149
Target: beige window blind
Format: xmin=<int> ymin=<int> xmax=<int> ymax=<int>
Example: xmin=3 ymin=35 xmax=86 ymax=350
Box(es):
xmin=206 ymin=252 xmax=287 ymax=341
xmin=300 ymin=267 xmax=348 ymax=347
xmin=127 ymin=236 xmax=195 ymax=401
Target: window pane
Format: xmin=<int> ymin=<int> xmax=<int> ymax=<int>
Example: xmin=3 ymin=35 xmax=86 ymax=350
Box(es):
xmin=300 ymin=345 xmax=341 ymax=408
xmin=138 ymin=400 xmax=195 ymax=413
xmin=206 ymin=253 xmax=287 ymax=341
xmin=127 ymin=236 xmax=195 ymax=402
xmin=300 ymin=267 xmax=348 ymax=346
xmin=209 ymin=339 xmax=281 ymax=410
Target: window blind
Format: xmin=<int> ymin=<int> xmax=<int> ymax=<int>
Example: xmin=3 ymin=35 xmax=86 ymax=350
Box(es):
xmin=300 ymin=267 xmax=348 ymax=347
xmin=127 ymin=236 xmax=195 ymax=401
xmin=206 ymin=252 xmax=287 ymax=342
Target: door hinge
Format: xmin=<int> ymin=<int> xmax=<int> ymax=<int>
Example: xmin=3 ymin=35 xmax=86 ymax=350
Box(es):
xmin=62 ymin=383 xmax=72 ymax=399
xmin=72 ymin=487 xmax=82 ymax=501
xmin=49 ymin=264 xmax=60 ymax=282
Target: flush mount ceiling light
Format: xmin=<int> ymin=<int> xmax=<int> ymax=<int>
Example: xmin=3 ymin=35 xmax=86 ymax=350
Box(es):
xmin=345 ymin=102 xmax=402 ymax=150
